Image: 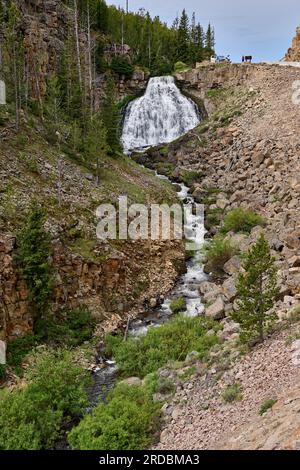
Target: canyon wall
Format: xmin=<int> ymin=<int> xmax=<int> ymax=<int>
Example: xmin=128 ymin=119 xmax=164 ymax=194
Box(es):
xmin=15 ymin=0 xmax=148 ymax=105
xmin=0 ymin=232 xmax=184 ymax=340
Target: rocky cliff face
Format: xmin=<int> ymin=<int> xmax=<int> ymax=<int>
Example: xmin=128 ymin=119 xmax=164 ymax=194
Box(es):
xmin=0 ymin=232 xmax=183 ymax=340
xmin=18 ymin=0 xmax=73 ymax=100
xmin=285 ymin=26 xmax=300 ymax=61
xmin=15 ymin=0 xmax=148 ymax=105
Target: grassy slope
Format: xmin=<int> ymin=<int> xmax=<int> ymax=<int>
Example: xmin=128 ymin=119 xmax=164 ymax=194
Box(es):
xmin=0 ymin=113 xmax=178 ymax=260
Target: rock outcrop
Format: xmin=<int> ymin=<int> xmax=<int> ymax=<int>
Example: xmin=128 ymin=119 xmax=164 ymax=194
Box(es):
xmin=0 ymin=233 xmax=183 ymax=340
xmin=285 ymin=26 xmax=300 ymax=61
xmin=10 ymin=0 xmax=148 ymax=106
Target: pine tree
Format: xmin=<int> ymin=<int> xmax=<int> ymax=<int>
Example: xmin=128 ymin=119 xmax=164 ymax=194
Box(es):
xmin=177 ymin=9 xmax=190 ymax=64
xmin=44 ymin=75 xmax=63 ymax=126
xmin=18 ymin=203 xmax=53 ymax=333
xmin=44 ymin=75 xmax=64 ymax=144
xmin=231 ymin=235 xmax=279 ymax=344
xmin=85 ymin=114 xmax=108 ymax=185
xmin=205 ymin=23 xmax=215 ymax=59
xmin=190 ymin=12 xmax=197 ymax=63
xmin=94 ymin=0 xmax=109 ymax=34
xmin=102 ymin=76 xmax=120 ymax=153
xmin=58 ymin=28 xmax=84 ymax=121
xmin=195 ymin=23 xmax=205 ymax=62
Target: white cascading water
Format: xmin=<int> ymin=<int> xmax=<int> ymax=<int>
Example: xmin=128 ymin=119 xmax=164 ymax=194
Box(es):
xmin=89 ymin=76 xmax=206 ymax=401
xmin=122 ymin=76 xmax=200 ymax=153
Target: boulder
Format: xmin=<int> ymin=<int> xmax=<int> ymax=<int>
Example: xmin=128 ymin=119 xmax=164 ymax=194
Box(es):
xmin=121 ymin=377 xmax=142 ymax=387
xmin=199 ymin=281 xmax=219 ymax=296
xmin=205 ymin=297 xmax=225 ymax=320
xmin=161 ymin=403 xmax=174 ymax=416
xmin=222 ymin=277 xmax=237 ymax=301
xmin=192 ymin=187 xmax=205 ymax=203
xmin=149 ymin=297 xmax=158 ymax=309
xmin=185 ymin=351 xmax=200 ymax=363
xmin=252 ymin=150 xmax=265 ymax=167
xmin=223 ymin=256 xmax=242 ymax=275
xmin=216 ymin=197 xmax=230 ymax=210
xmin=203 ymin=286 xmax=222 ymax=303
xmin=219 ymin=320 xmax=240 ymax=341
xmin=288 ymin=256 xmax=300 ymax=268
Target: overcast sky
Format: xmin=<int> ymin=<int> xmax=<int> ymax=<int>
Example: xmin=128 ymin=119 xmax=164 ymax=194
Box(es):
xmin=106 ymin=0 xmax=300 ymax=62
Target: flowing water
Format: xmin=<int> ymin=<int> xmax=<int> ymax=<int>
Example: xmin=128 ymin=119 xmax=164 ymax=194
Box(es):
xmin=122 ymin=76 xmax=200 ymax=153
xmin=89 ymin=76 xmax=206 ymax=403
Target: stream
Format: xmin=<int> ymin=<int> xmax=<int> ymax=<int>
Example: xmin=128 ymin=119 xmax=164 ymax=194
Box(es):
xmin=88 ymin=176 xmax=207 ymax=405
xmin=88 ymin=76 xmax=206 ymax=405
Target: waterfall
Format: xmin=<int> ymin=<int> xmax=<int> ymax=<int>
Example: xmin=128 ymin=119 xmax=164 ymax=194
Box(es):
xmin=122 ymin=76 xmax=200 ymax=153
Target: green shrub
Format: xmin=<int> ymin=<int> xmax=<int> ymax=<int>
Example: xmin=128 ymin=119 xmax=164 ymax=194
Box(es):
xmin=152 ymin=59 xmax=173 ymax=76
xmin=181 ymin=170 xmax=202 ymax=186
xmin=155 ymin=377 xmax=176 ymax=395
xmin=203 ymin=235 xmax=239 ymax=274
xmin=0 ymin=349 xmax=90 ymax=450
xmin=222 ymin=383 xmax=242 ymax=403
xmin=7 ymin=333 xmax=40 ymax=371
xmin=206 ymin=88 xmax=224 ymax=99
xmin=68 ymin=383 xmax=160 ymax=450
xmin=105 ymin=315 xmax=219 ymax=378
xmin=206 ymin=209 xmax=224 ymax=229
xmin=111 ymin=56 xmax=134 ymax=78
xmin=170 ymin=297 xmax=186 ymax=314
xmin=46 ymin=306 xmax=95 ymax=347
xmin=174 ymin=61 xmax=191 ymax=73
xmin=7 ymin=308 xmax=94 ymax=374
xmin=260 ymin=398 xmax=277 ymax=415
xmin=117 ymin=94 xmax=137 ymax=111
xmin=222 ymin=208 xmax=265 ymax=234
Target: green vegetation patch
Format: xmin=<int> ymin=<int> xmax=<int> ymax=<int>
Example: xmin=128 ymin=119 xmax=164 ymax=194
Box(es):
xmin=260 ymin=398 xmax=277 ymax=415
xmin=0 ymin=350 xmax=90 ymax=450
xmin=203 ymin=235 xmax=239 ymax=274
xmin=181 ymin=170 xmax=203 ymax=186
xmin=105 ymin=315 xmax=220 ymax=378
xmin=7 ymin=307 xmax=95 ymax=375
xmin=170 ymin=297 xmax=186 ymax=314
xmin=68 ymin=383 xmax=160 ymax=451
xmin=0 ymin=365 xmax=7 ymax=381
xmin=45 ymin=306 xmax=96 ymax=347
xmin=222 ymin=208 xmax=265 ymax=234
xmin=173 ymin=61 xmax=192 ymax=74
xmin=222 ymin=383 xmax=242 ymax=403
xmin=206 ymin=88 xmax=225 ymax=99
xmin=7 ymin=333 xmax=40 ymax=373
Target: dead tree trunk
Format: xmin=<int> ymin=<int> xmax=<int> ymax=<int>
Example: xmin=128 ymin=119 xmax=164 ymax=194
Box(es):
xmin=86 ymin=1 xmax=93 ymax=118
xmin=73 ymin=0 xmax=82 ymax=90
